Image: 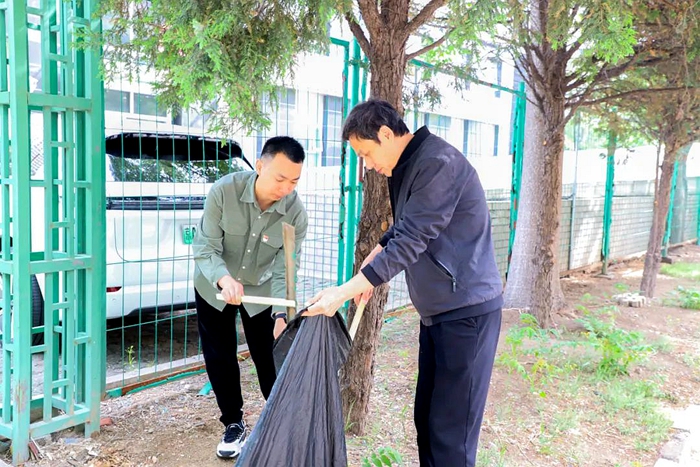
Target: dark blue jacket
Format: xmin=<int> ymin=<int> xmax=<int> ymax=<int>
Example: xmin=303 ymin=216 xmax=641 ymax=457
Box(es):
xmin=362 ymin=127 xmax=503 ymax=324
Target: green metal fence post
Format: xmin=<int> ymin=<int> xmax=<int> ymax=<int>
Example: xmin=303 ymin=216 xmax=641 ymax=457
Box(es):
xmin=344 ymin=38 xmax=361 ymax=283
xmin=568 ymin=112 xmax=582 ymax=271
xmin=1 ymin=2 xmax=105 ymax=461
xmin=662 ymin=160 xmax=679 ymax=257
xmin=601 ymin=131 xmax=617 ymax=275
xmin=7 ymin=0 xmax=33 ymax=462
xmin=331 ymin=37 xmax=350 ymax=287
xmin=506 ymin=82 xmax=526 ymax=277
xmin=84 ymin=0 xmax=107 ymax=435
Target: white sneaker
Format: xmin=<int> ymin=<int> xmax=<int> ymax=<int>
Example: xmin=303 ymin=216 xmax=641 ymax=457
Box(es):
xmin=216 ymin=421 xmax=247 ymax=458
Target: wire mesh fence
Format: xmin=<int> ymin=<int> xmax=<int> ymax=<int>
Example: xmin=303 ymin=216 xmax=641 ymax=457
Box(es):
xmin=48 ymin=90 xmax=700 ymax=396
xmin=6 ymin=23 xmax=700 ymax=405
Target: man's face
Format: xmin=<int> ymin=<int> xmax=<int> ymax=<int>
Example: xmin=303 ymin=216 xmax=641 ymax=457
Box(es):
xmin=255 ymin=152 xmax=303 ymax=202
xmin=348 ymin=126 xmax=400 ymax=177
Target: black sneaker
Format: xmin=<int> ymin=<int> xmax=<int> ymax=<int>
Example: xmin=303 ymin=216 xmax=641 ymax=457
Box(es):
xmin=216 ymin=421 xmax=247 ymax=458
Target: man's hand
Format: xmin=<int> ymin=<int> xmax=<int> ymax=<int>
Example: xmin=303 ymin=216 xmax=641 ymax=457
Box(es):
xmin=217 ymin=275 xmax=245 ymax=305
xmin=354 ymin=244 xmax=382 ymax=305
xmin=303 ymin=273 xmax=374 ymax=318
xmin=302 ymin=287 xmax=346 ymax=318
xmin=273 ymin=317 xmax=287 ymax=339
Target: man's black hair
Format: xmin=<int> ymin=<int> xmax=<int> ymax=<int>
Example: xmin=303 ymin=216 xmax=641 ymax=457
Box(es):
xmin=261 ymin=136 xmax=306 ymax=163
xmin=341 ymin=99 xmax=410 ymax=143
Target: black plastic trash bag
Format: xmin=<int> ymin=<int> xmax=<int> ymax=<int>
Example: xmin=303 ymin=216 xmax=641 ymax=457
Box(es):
xmin=236 ymin=313 xmax=352 ymax=467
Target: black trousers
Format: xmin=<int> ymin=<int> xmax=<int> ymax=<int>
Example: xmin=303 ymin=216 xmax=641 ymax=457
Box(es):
xmin=195 ymin=291 xmax=277 ymax=427
xmin=414 ymin=309 xmax=502 ymax=467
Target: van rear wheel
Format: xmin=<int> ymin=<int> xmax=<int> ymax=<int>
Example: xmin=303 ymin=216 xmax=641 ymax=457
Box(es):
xmin=0 ymin=275 xmax=45 ymax=345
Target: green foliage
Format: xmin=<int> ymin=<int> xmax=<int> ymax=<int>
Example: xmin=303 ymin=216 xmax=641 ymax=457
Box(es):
xmin=576 ymin=307 xmax=655 ymax=377
xmin=499 ymin=0 xmax=641 ymax=79
xmin=499 ymin=308 xmax=656 ymax=387
xmin=661 ymin=262 xmax=700 ymax=280
xmin=96 ymin=0 xmax=341 ymax=133
xmin=497 ymin=313 xmax=566 ymax=395
xmin=361 ymin=447 xmax=402 ymax=467
xmin=599 ymin=378 xmax=673 ymax=451
xmin=673 ymin=286 xmax=700 ymax=310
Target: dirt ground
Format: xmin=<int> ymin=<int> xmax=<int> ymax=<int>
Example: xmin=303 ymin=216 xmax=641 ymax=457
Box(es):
xmin=4 ymin=244 xmax=700 ymax=466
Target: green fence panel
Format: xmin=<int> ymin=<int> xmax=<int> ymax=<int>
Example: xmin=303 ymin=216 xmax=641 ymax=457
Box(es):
xmin=1 ymin=0 xmax=105 ymax=463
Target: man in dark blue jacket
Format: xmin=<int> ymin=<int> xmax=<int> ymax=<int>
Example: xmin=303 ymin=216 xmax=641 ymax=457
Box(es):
xmin=304 ymin=99 xmax=503 ymax=467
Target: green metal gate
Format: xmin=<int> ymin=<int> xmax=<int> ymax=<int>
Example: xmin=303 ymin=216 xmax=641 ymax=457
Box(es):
xmin=0 ymin=1 xmax=105 ymax=464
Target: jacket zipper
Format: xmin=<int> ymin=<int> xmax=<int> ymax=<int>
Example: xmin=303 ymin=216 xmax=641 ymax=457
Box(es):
xmin=425 ymin=251 xmax=457 ymax=292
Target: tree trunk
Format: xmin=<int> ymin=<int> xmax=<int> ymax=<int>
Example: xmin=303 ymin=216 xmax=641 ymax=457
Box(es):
xmin=503 ymin=90 xmax=567 ymax=327
xmin=641 ymin=137 xmax=682 ymax=297
xmin=339 ymin=28 xmax=408 ymax=435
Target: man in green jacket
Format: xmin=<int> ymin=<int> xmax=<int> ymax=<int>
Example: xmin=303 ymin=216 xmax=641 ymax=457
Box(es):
xmin=192 ymin=136 xmax=308 ymax=459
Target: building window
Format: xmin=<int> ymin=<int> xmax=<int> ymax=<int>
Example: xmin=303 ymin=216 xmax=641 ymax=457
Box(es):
xmin=105 ymin=89 xmax=131 ymax=113
xmin=172 ymin=106 xmax=210 ymax=129
xmin=134 ymin=93 xmax=167 ymax=117
xmin=424 ymin=113 xmax=451 ymax=139
xmin=257 ymin=89 xmax=296 ymax=156
xmin=463 ymin=120 xmax=497 ymax=158
xmin=493 ymin=124 xmax=500 ymax=156
xmin=322 ymin=95 xmax=343 ymax=166
xmin=495 ymin=60 xmax=503 ymax=98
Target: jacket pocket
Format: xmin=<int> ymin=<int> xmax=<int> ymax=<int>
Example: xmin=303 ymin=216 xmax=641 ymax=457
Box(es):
xmin=219 ymin=217 xmax=247 ymax=236
xmin=424 ymin=250 xmax=457 ymax=292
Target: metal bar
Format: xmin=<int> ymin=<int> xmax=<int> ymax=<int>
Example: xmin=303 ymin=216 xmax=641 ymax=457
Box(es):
xmin=330 ymin=37 xmax=350 ymax=47
xmin=8 ymin=0 xmax=34 ymax=462
xmin=52 ymin=378 xmax=72 ymax=389
xmin=28 ymin=257 xmax=93 ymax=274
xmin=568 ymin=112 xmax=581 ymax=270
xmin=50 ymin=221 xmax=73 ymax=229
xmin=0 ymin=1 xmax=10 ymax=432
xmin=43 ymin=0 xmax=61 ymax=422
xmin=29 ymin=410 xmax=91 ymax=438
xmin=73 ymin=334 xmax=91 ymax=345
xmin=47 ymin=52 xmax=70 ymax=63
xmin=27 ymin=93 xmax=92 ymax=110
xmin=506 ymin=82 xmax=526 ymax=277
xmin=50 ymin=141 xmax=75 ymax=149
xmin=344 ymin=38 xmax=361 ymax=283
xmin=662 ymin=160 xmax=679 ymax=257
xmin=601 ymin=131 xmax=616 ymax=275
xmin=336 ymin=39 xmax=350 ymax=287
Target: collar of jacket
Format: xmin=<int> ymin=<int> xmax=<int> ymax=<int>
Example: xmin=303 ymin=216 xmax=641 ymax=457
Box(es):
xmin=239 ymin=171 xmax=287 ymax=215
xmin=392 ymin=126 xmax=431 ymax=179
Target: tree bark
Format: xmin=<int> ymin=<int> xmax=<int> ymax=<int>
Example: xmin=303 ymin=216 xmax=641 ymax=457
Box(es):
xmin=339 ymin=171 xmax=393 ymax=434
xmin=503 ymin=6 xmax=569 ymax=327
xmin=503 ymin=87 xmax=567 ymax=327
xmin=641 ymin=135 xmax=680 ymax=298
xmin=339 ymin=17 xmax=409 ymax=435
